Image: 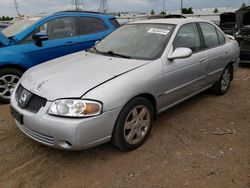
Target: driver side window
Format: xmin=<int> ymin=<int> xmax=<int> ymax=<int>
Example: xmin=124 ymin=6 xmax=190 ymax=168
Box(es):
xmin=38 ymin=17 xmax=76 ymax=40
xmin=173 ymin=23 xmax=201 ymax=53
xmin=20 ymin=17 xmax=76 ymax=44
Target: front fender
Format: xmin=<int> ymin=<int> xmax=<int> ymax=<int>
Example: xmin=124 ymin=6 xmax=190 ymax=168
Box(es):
xmin=83 ymin=59 xmax=164 ymax=112
xmin=0 ymin=48 xmax=30 ymax=70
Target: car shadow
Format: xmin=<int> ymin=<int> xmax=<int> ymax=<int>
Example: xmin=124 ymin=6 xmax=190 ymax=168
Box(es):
xmin=239 ymin=62 xmax=250 ymax=68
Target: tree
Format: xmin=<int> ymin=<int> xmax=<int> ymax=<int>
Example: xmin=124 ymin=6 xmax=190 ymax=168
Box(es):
xmin=117 ymin=12 xmax=121 ymax=17
xmin=182 ymin=7 xmax=193 ymax=14
xmin=151 ymin=9 xmax=155 ymax=15
xmin=0 ymin=16 xmax=13 ymax=21
xmin=160 ymin=11 xmax=166 ymax=15
xmin=213 ymin=8 xmax=219 ymax=13
xmin=241 ymin=2 xmax=246 ymax=9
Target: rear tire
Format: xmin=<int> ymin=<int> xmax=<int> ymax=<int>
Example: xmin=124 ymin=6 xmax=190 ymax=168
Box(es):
xmin=0 ymin=68 xmax=23 ymax=103
xmin=211 ymin=65 xmax=233 ymax=95
xmin=112 ymin=97 xmax=154 ymax=151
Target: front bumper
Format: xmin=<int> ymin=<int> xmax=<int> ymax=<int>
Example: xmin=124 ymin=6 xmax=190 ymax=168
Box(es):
xmin=10 ymin=93 xmax=121 ymax=151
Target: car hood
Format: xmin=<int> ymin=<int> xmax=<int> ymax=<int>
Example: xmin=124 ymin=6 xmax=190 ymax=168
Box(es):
xmin=20 ymin=51 xmax=149 ymax=101
xmin=0 ymin=31 xmax=9 ymax=46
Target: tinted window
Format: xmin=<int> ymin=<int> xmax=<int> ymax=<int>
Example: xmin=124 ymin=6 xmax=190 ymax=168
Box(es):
xmin=217 ymin=29 xmax=226 ymax=44
xmin=38 ymin=17 xmax=76 ymax=40
xmin=173 ymin=23 xmax=201 ymax=52
xmin=200 ymin=23 xmax=219 ymax=48
xmin=78 ymin=17 xmax=108 ymax=35
xmin=109 ymin=19 xmax=120 ymax=28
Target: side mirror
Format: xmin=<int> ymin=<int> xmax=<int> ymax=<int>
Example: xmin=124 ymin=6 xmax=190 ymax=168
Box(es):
xmin=95 ymin=40 xmax=100 ymax=45
xmin=168 ymin=47 xmax=192 ymax=60
xmin=32 ymin=32 xmax=48 ymax=46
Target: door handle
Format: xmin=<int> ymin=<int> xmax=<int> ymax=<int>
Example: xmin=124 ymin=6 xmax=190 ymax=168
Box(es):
xmin=65 ymin=41 xmax=75 ymax=45
xmin=225 ymin=50 xmax=230 ymax=54
xmin=200 ymin=58 xmax=206 ymax=62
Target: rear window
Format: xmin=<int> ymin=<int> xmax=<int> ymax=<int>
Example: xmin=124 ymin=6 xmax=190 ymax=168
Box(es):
xmin=216 ymin=29 xmax=226 ymax=45
xmin=78 ymin=17 xmax=108 ymax=35
xmin=200 ymin=23 xmax=219 ymax=48
xmin=109 ymin=19 xmax=120 ymax=28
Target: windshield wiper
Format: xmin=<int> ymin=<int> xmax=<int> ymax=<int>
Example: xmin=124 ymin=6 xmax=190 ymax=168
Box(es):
xmin=89 ymin=47 xmax=106 ymax=55
xmin=90 ymin=48 xmax=131 ymax=59
xmin=103 ymin=51 xmax=131 ymax=59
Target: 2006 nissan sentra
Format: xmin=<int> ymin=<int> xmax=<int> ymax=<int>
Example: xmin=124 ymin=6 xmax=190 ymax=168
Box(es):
xmin=10 ymin=19 xmax=240 ymax=151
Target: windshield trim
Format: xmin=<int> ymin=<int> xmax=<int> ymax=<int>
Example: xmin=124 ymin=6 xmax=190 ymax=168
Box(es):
xmin=90 ymin=23 xmax=176 ymax=61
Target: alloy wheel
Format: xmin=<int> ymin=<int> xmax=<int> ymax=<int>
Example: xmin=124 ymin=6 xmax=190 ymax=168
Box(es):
xmin=220 ymin=68 xmax=231 ymax=92
xmin=123 ymin=105 xmax=151 ymax=145
xmin=0 ymin=74 xmax=19 ymax=100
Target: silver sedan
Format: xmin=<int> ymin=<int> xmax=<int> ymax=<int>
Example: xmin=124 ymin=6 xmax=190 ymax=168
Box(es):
xmin=10 ymin=19 xmax=240 ymax=151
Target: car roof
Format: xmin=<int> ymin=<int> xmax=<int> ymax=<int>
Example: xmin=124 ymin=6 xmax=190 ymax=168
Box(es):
xmin=129 ymin=18 xmax=209 ymax=25
xmin=53 ymin=11 xmax=115 ymax=18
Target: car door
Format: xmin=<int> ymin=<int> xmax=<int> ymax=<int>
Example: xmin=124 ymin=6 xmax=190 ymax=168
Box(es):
xmin=163 ymin=23 xmax=206 ymax=107
xmin=75 ymin=16 xmax=112 ymax=51
xmin=199 ymin=22 xmax=231 ymax=85
xmin=27 ymin=16 xmax=79 ymax=66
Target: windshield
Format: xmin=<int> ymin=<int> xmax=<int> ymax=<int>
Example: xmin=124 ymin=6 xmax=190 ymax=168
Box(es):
xmin=91 ymin=23 xmax=175 ymax=60
xmin=1 ymin=17 xmax=41 ymax=38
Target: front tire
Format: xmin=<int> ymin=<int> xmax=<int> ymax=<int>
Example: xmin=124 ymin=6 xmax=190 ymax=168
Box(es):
xmin=211 ymin=65 xmax=233 ymax=95
xmin=112 ymin=97 xmax=154 ymax=151
xmin=0 ymin=68 xmax=23 ymax=103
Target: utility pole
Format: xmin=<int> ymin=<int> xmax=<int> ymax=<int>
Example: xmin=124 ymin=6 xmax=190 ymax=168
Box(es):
xmin=13 ymin=0 xmax=21 ymax=17
xmin=98 ymin=0 xmax=108 ymax=13
xmin=75 ymin=0 xmax=78 ymax=10
xmin=163 ymin=0 xmax=165 ymax=13
xmin=72 ymin=0 xmax=82 ymax=10
xmin=180 ymin=0 xmax=183 ymax=14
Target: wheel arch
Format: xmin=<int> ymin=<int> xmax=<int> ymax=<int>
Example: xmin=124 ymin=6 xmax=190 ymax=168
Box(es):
xmin=0 ymin=64 xmax=26 ymax=73
xmin=127 ymin=93 xmax=158 ymax=120
xmin=227 ymin=61 xmax=235 ymax=81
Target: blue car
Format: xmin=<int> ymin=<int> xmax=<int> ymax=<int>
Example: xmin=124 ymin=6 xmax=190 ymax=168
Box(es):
xmin=0 ymin=11 xmax=119 ymax=102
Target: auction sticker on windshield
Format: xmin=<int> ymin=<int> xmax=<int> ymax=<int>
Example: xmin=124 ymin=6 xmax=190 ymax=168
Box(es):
xmin=147 ymin=28 xmax=170 ymax=35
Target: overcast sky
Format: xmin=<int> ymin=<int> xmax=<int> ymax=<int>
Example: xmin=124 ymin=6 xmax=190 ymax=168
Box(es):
xmin=0 ymin=0 xmax=249 ymax=17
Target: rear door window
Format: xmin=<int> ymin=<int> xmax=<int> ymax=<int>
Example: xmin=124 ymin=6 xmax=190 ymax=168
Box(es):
xmin=78 ymin=17 xmax=108 ymax=35
xmin=216 ymin=29 xmax=226 ymax=45
xmin=200 ymin=23 xmax=219 ymax=48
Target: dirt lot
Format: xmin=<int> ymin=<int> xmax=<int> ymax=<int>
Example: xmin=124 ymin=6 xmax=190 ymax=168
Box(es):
xmin=0 ymin=66 xmax=249 ymax=188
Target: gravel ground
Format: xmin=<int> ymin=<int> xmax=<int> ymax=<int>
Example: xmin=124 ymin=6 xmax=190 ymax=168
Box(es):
xmin=0 ymin=66 xmax=249 ymax=188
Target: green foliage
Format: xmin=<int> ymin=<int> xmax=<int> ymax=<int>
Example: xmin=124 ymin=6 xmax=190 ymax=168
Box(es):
xmin=160 ymin=11 xmax=166 ymax=15
xmin=0 ymin=16 xmax=13 ymax=21
xmin=241 ymin=2 xmax=246 ymax=9
xmin=151 ymin=9 xmax=155 ymax=15
xmin=213 ymin=8 xmax=219 ymax=13
xmin=182 ymin=7 xmax=194 ymax=14
xmin=117 ymin=12 xmax=121 ymax=17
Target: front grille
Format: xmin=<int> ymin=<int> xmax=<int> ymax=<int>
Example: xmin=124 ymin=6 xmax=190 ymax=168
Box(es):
xmin=17 ymin=123 xmax=54 ymax=145
xmin=15 ymin=85 xmax=47 ymax=113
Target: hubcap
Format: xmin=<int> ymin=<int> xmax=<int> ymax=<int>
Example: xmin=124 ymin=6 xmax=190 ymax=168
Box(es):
xmin=123 ymin=105 xmax=150 ymax=145
xmin=221 ymin=69 xmax=231 ymax=92
xmin=0 ymin=74 xmax=19 ymax=100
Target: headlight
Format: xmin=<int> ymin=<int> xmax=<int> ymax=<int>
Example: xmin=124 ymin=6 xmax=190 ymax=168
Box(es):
xmin=49 ymin=99 xmax=102 ymax=117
